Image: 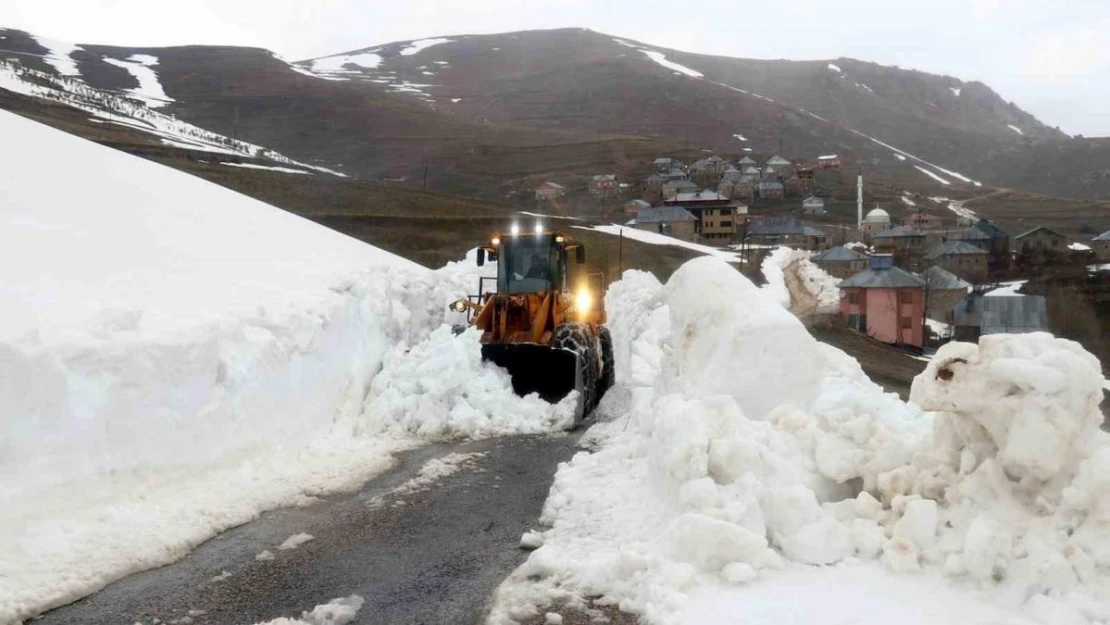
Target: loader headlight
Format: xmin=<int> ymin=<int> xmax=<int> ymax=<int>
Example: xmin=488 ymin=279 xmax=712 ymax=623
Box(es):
xmin=510 ymin=222 xmax=521 ymax=236
xmin=534 ymin=221 xmax=544 ymax=235
xmin=491 ymin=237 xmax=500 ymax=246
xmin=575 ymin=289 xmax=592 ymax=313
xmin=450 ymin=299 xmax=468 ymax=313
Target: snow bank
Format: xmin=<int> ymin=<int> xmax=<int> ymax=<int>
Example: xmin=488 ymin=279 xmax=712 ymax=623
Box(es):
xmin=490 ymin=259 xmax=1109 ymax=625
xmin=760 ymin=247 xmax=840 ymax=314
xmin=0 ymin=112 xmax=564 ymax=623
xmin=253 ymin=595 xmax=364 ymax=625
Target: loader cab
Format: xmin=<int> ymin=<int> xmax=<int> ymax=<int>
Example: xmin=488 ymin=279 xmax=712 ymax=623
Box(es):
xmin=480 ymin=231 xmax=585 ymax=295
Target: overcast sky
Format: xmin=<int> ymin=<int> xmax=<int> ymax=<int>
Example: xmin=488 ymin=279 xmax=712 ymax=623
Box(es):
xmin=8 ymin=0 xmax=1109 ymax=136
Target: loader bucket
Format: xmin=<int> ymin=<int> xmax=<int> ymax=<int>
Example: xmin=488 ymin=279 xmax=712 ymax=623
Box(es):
xmin=481 ymin=343 xmax=581 ymax=404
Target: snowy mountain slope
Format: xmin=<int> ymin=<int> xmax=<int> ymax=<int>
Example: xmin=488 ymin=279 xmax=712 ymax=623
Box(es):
xmin=489 ymin=260 xmax=1110 ymax=625
xmin=0 ymin=110 xmax=571 ymax=624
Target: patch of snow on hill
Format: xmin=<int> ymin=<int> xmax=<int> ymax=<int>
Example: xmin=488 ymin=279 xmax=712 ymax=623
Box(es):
xmin=733 ymin=133 xmax=748 ymax=141
xmin=489 ymin=259 xmax=1110 ymax=625
xmin=33 ymin=35 xmax=82 ymax=77
xmin=914 ymin=165 xmax=951 ymax=185
xmin=950 ymin=86 xmax=961 ymax=97
xmin=901 ymin=194 xmax=916 ymax=207
xmin=854 ymin=130 xmax=981 ymax=187
xmin=640 ymin=50 xmax=703 ymax=78
xmin=311 ymin=51 xmax=383 ymax=73
xmin=1070 ymin=242 xmax=1091 ymax=252
xmin=1008 ymin=124 xmax=1024 ymax=135
xmin=894 ymin=153 xmax=907 ymax=161
xmin=102 ymin=54 xmax=173 ymax=109
xmin=400 ymin=38 xmax=452 ymax=56
xmin=827 ymin=63 xmax=841 ymax=72
xmin=222 ymin=162 xmax=312 ymax=175
xmin=807 ymin=111 xmax=828 ymax=122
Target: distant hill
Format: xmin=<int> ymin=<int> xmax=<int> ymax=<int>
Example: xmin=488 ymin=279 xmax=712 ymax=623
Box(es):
xmin=2 ymin=25 xmax=1110 ymax=208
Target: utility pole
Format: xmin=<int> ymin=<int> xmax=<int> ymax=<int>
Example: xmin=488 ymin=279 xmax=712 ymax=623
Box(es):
xmin=422 ymin=158 xmax=429 ymax=190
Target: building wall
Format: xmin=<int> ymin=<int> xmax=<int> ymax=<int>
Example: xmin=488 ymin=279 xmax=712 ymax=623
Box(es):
xmin=926 ymin=288 xmax=967 ymax=323
xmin=634 ymin=220 xmax=697 ymax=242
xmin=1093 ymin=240 xmax=1110 ymax=262
xmin=861 ymin=221 xmax=890 ymax=240
xmin=840 ymin=286 xmax=924 ymax=347
xmin=1017 ymin=231 xmax=1066 ymax=253
xmin=698 ymin=207 xmax=736 ymax=242
xmin=936 ymin=254 xmax=988 ymax=283
xmin=817 ymin=259 xmax=868 ymax=279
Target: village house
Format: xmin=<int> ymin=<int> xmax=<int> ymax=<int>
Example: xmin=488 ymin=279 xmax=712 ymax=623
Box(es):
xmin=589 ymin=174 xmax=618 ymax=197
xmin=817 ymin=154 xmax=841 ymax=170
xmin=746 ymin=216 xmax=828 ymax=250
xmin=718 ymin=179 xmax=754 ymax=202
xmin=765 ymin=155 xmax=792 ymax=172
xmin=921 ymin=266 xmax=971 ymax=325
xmin=623 ymin=199 xmax=651 ymax=217
xmin=923 ymin=240 xmax=989 ymax=283
xmin=644 ymin=173 xmax=666 ymax=190
xmin=802 ymin=195 xmax=825 ymax=215
xmin=691 ymin=155 xmax=728 ymax=177
xmin=737 ymin=156 xmax=757 ymax=169
xmin=665 ymin=167 xmax=689 ymax=182
xmin=662 ymin=179 xmax=697 ymax=200
xmin=665 ymin=190 xmax=746 ymax=242
xmin=740 ymin=166 xmax=762 ymax=184
xmin=1015 ymin=226 xmax=1067 ymax=257
xmin=838 ymin=254 xmax=926 ymax=348
xmin=813 ymin=246 xmax=868 ymax=278
xmin=721 ymin=166 xmax=744 ymax=183
xmin=534 ymin=181 xmax=566 ymax=201
xmin=952 ymin=293 xmax=1048 ymax=342
xmin=1094 ymin=230 xmax=1110 ymax=262
xmin=652 ymin=157 xmax=676 ymax=171
xmin=860 ymin=207 xmax=892 ymax=240
xmin=758 ymin=180 xmax=785 ymax=199
xmin=902 ymin=211 xmax=943 ymax=231
xmin=872 ymin=226 xmax=927 ymax=256
xmin=631 ymin=206 xmax=698 ymax=242
xmin=971 ymin=219 xmax=1011 ymax=271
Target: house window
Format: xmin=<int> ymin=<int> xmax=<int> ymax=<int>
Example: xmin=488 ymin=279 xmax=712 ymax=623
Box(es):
xmin=901 ymin=316 xmax=912 ymax=329
xmin=847 ymin=291 xmax=861 ymax=305
xmin=898 ymin=291 xmax=913 ymax=304
xmin=847 ymin=313 xmax=867 ymax=332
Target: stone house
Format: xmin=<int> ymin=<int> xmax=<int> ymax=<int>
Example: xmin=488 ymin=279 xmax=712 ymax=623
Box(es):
xmin=921 ymin=266 xmax=971 ymax=324
xmin=665 ymin=190 xmax=746 ymax=242
xmin=746 ymin=216 xmax=828 ymax=250
xmin=902 ymin=211 xmax=943 ymax=231
xmin=872 ymin=226 xmax=927 ymax=255
xmin=839 ymin=254 xmax=926 ymax=348
xmin=623 ymin=199 xmax=652 ymax=217
xmin=534 ymin=181 xmax=566 ymax=201
xmin=589 ymin=174 xmax=618 ymax=197
xmin=971 ymin=219 xmax=1011 ymax=271
xmin=652 ymin=157 xmax=675 ymax=171
xmin=923 ymin=240 xmax=989 ymax=284
xmin=812 ymin=246 xmax=868 ymax=278
xmin=802 ymin=195 xmax=826 ymax=215
xmin=740 ymin=166 xmax=762 ymax=184
xmin=632 ymin=206 xmax=698 ymax=242
xmin=758 ymin=180 xmax=785 ymax=199
xmin=644 ymin=173 xmax=666 ymax=190
xmin=765 ymin=155 xmax=792 ymax=173
xmin=952 ymin=294 xmax=1048 ymax=342
xmin=661 ymin=179 xmax=697 ymax=200
xmin=817 ymin=154 xmax=841 ymax=170
xmin=1015 ymin=226 xmax=1067 ymax=256
xmin=737 ymin=156 xmax=757 ymax=169
xmin=718 ymin=179 xmax=754 ymax=202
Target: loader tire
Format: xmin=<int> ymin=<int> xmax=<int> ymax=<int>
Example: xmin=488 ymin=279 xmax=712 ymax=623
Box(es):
xmin=597 ymin=326 xmax=615 ymax=405
xmin=553 ymin=322 xmax=598 ymax=428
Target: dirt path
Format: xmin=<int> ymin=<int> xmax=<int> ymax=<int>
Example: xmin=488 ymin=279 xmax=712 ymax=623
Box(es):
xmin=36 ymin=434 xmax=580 ymax=625
xmin=782 ymin=260 xmax=823 ymax=318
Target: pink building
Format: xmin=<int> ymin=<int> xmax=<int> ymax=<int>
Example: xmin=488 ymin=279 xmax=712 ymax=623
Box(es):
xmin=838 ymin=255 xmax=926 ymax=348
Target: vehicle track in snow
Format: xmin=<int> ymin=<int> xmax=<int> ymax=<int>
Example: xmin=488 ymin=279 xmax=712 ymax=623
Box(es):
xmin=35 ymin=434 xmax=580 ymax=625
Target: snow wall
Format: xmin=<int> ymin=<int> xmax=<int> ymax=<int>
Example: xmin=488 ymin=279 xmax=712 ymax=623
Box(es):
xmin=491 ymin=257 xmax=1110 ymax=625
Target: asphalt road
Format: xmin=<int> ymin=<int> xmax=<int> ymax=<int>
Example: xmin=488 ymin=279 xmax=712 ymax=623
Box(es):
xmin=36 ymin=434 xmax=580 ymax=625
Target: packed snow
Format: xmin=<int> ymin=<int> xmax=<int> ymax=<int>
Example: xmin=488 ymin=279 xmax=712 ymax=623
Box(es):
xmin=760 ymin=247 xmax=840 ymax=315
xmin=827 ymin=63 xmax=841 ymax=72
xmin=311 ymin=51 xmax=383 ymax=72
xmin=278 ymin=533 xmax=316 ymax=551
xmin=575 ymin=224 xmax=743 ymax=263
xmin=732 ymin=133 xmax=747 ymax=141
xmin=223 ymin=162 xmax=313 ymax=175
xmin=400 ymin=38 xmax=452 ymax=56
xmin=393 ymin=452 xmax=486 ymax=496
xmin=640 ymin=50 xmax=704 ymax=78
xmin=33 ymin=35 xmax=82 ymax=77
xmin=985 ymin=280 xmax=1027 ymax=296
xmin=1070 ymin=242 xmax=1092 ymax=252
xmin=102 ymin=54 xmax=173 ymax=109
xmin=1008 ymin=124 xmax=1025 ymax=135
xmin=0 ymin=112 xmax=570 ymax=624
xmin=489 ymin=258 xmax=1110 ymax=625
xmin=915 ymin=165 xmax=952 ymax=185
xmin=894 ymin=153 xmax=908 ymax=161
xmin=252 ymin=595 xmax=364 ymax=625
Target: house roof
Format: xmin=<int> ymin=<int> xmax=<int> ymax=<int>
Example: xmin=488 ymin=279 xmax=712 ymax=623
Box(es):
xmin=803 ymin=195 xmax=824 ymax=204
xmin=592 ymin=174 xmax=616 ymax=181
xmin=766 ymin=155 xmax=791 ymax=166
xmin=814 ymin=246 xmax=867 ymax=262
xmin=924 ymin=240 xmax=988 ymax=260
xmin=953 ymin=294 xmax=1048 ymax=334
xmin=973 ymin=219 xmax=1008 ymax=239
xmin=923 ymin=265 xmax=971 ymax=291
xmin=956 ymin=227 xmax=990 ymax=241
xmin=749 ymin=217 xmax=806 ymax=236
xmin=817 ymin=154 xmax=839 ymax=160
xmin=874 ymin=226 xmax=925 ymax=239
xmin=738 ymin=156 xmax=757 ymax=165
xmin=625 ymin=199 xmax=651 ymax=209
xmin=636 ymin=206 xmax=697 ymax=223
xmin=742 ymin=166 xmax=761 ymax=175
xmin=671 ymin=190 xmax=729 ymax=202
xmin=538 ymin=181 xmax=564 ymax=189
xmin=758 ymin=181 xmax=784 ymax=190
xmin=840 ymin=266 xmax=926 ymax=289
xmin=1015 ymin=226 xmax=1066 ymax=240
xmin=645 ymin=173 xmax=665 ymax=181
xmin=1092 ymin=230 xmax=1110 ymax=241
xmin=803 ymin=226 xmax=827 ymax=237
xmin=662 ymin=180 xmax=697 ymax=189
xmin=652 ymin=157 xmax=673 ymax=164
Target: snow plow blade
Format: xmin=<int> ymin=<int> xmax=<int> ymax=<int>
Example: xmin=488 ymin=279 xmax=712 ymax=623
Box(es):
xmin=481 ymin=343 xmax=581 ymax=404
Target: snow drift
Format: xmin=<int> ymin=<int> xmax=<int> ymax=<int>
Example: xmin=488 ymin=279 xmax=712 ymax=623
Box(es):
xmin=760 ymin=246 xmax=840 ymax=314
xmin=0 ymin=111 xmax=564 ymax=624
xmin=490 ymin=257 xmax=1109 ymax=625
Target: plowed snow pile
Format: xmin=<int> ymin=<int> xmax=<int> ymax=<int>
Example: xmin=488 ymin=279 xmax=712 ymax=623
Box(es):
xmin=490 ymin=257 xmax=1109 ymax=625
xmin=761 ymin=246 xmax=840 ymax=314
xmin=0 ymin=111 xmax=567 ymax=624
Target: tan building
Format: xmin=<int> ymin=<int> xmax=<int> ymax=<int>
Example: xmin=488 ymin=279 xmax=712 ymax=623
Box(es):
xmin=534 ymin=181 xmax=565 ymax=201
xmin=1015 ymin=226 xmax=1067 ymax=255
xmin=1094 ymin=230 xmax=1110 ymax=262
xmin=589 ymin=174 xmax=618 ymax=197
xmin=922 ymin=266 xmax=971 ymax=324
xmin=812 ymin=246 xmax=868 ymax=278
xmin=923 ymin=240 xmax=989 ymax=283
xmin=632 ymin=206 xmax=698 ymax=242
xmin=665 ymin=191 xmax=746 ymax=243
xmin=903 ymin=211 xmax=943 ymax=231
xmin=860 ymin=207 xmax=892 ymax=240
xmin=624 ymin=199 xmax=651 ymax=217
xmin=873 ymin=226 xmax=927 ymax=255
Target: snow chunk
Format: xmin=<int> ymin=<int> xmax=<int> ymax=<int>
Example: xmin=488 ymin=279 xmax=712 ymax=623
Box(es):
xmin=520 ymin=530 xmax=545 ymax=550
xmin=761 ymin=247 xmax=841 ymax=314
xmin=102 ymin=54 xmax=173 ymax=108
xmin=1008 ymin=124 xmax=1025 ymax=135
xmin=894 ymin=153 xmax=907 ymax=161
xmin=1069 ymin=242 xmax=1091 ymax=251
xmin=827 ymin=63 xmax=841 ymax=72
xmin=640 ymin=50 xmax=703 ymax=78
xmin=252 ymin=595 xmax=364 ymax=625
xmin=732 ymin=133 xmax=748 ymax=141
xmin=255 ymin=550 xmax=275 ymax=562
xmin=393 ymin=452 xmax=485 ymax=495
xmin=400 ymin=38 xmax=452 ymax=56
xmin=279 ymin=533 xmax=315 ymax=550
xmin=893 ymin=499 xmax=937 ymax=550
